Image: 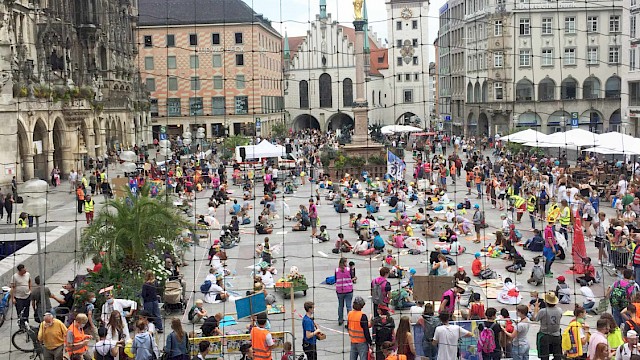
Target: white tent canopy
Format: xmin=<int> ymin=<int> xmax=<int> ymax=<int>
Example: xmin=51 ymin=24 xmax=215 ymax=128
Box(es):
xmin=381 ymin=125 xmax=423 ymax=134
xmin=582 ymin=146 xmax=640 ymax=155
xmin=236 ymin=139 xmax=287 ymax=160
xmin=595 ymin=132 xmax=640 ymax=153
xmin=520 ymin=129 xmax=600 ymax=148
xmin=500 ymin=129 xmax=549 ymax=144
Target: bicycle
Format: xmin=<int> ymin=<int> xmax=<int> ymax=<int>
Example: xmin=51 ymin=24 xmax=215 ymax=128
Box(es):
xmin=11 ymin=308 xmax=43 ymax=359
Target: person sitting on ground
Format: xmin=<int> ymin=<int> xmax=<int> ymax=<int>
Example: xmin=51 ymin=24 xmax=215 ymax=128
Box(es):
xmin=201 ymin=313 xmax=223 ymax=337
xmin=317 ymin=225 xmax=330 ymax=243
xmin=190 ymin=299 xmax=208 ymax=324
xmin=576 ymin=257 xmax=596 ymax=286
xmin=334 ymin=233 xmax=353 ymax=253
xmin=256 ymin=215 xmax=273 ymax=235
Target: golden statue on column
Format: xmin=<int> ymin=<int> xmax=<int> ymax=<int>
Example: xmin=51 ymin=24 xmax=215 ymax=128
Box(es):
xmin=353 ymin=0 xmax=364 ymax=20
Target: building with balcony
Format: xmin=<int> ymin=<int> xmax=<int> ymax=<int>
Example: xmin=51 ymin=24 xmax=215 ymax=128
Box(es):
xmin=463 ymin=0 xmax=623 ymax=136
xmin=622 ymin=0 xmax=639 ymax=136
xmin=137 ymin=0 xmax=284 ymax=138
xmin=0 ymin=0 xmax=149 ymax=185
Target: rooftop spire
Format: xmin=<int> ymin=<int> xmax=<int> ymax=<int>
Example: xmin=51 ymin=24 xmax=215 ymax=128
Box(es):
xmin=284 ymin=31 xmax=290 ymax=59
xmin=320 ymin=0 xmax=327 ymax=19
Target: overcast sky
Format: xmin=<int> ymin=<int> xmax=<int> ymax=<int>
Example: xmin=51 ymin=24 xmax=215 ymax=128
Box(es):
xmin=242 ymin=0 xmax=444 ymax=61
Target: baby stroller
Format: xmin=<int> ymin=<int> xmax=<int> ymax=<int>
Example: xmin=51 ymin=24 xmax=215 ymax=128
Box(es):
xmin=162 ymin=280 xmax=186 ymax=315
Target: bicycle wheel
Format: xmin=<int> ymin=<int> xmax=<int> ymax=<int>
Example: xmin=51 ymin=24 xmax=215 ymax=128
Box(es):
xmin=11 ymin=329 xmax=35 ymax=352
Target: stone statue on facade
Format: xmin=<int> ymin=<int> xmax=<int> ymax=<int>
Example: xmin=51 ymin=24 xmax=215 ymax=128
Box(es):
xmin=353 ymin=0 xmax=364 ymax=20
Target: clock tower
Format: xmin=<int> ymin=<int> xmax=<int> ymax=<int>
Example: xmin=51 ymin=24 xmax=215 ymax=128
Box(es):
xmin=386 ymin=0 xmax=430 ymax=127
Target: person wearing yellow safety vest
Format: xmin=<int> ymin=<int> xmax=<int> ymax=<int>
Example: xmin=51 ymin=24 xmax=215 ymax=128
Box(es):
xmin=348 ymin=296 xmax=372 ymax=360
xmin=561 ymin=306 xmax=590 ymax=359
xmin=250 ymin=312 xmax=275 ymax=360
xmin=84 ymin=195 xmax=94 ymax=225
xmin=526 ymin=190 xmax=538 ymax=231
xmin=17 ymin=212 xmax=28 ymax=228
xmin=559 ymin=199 xmax=571 ymax=242
xmin=510 ymin=195 xmax=526 ymax=223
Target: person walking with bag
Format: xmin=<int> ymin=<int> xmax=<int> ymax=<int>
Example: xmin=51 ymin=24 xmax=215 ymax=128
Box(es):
xmin=131 ymin=320 xmax=159 ymax=360
xmin=141 ymin=271 xmax=163 ymax=334
xmin=335 ymin=258 xmax=354 ymax=326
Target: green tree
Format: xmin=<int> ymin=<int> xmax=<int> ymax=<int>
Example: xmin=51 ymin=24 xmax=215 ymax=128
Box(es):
xmin=221 ymin=135 xmax=251 ymax=160
xmin=270 ymin=122 xmax=287 ymax=139
xmin=78 ymin=184 xmax=190 ymax=272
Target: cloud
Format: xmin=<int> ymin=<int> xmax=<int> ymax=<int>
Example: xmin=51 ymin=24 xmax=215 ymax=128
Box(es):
xmin=242 ymin=0 xmax=445 ymax=60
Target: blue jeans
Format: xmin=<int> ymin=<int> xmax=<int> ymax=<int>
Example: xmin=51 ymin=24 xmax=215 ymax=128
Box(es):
xmin=584 ymin=301 xmax=595 ymax=313
xmin=423 ymin=340 xmax=437 ymax=360
xmin=143 ymin=301 xmax=163 ymax=331
xmin=413 ymin=324 xmax=425 ymax=357
xmin=613 ymin=308 xmax=624 ymax=327
xmin=350 ymin=342 xmax=369 ymax=360
xmin=512 ymin=342 xmax=530 ymax=360
xmin=337 ymin=292 xmax=353 ymax=324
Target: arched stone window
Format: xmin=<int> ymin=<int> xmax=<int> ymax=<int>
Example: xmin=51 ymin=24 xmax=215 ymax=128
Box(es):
xmin=538 ymin=78 xmax=555 ymax=101
xmin=583 ymin=76 xmax=601 ymax=99
xmin=605 ymin=76 xmax=621 ymax=98
xmin=516 ymin=79 xmax=534 ymax=101
xmin=299 ymin=80 xmax=309 ymax=109
xmin=319 ymin=73 xmax=332 ymax=108
xmin=561 ymin=77 xmax=578 ymax=100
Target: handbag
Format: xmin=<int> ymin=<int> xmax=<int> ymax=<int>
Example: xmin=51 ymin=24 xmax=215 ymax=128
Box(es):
xmin=148 ymin=334 xmax=158 ymax=360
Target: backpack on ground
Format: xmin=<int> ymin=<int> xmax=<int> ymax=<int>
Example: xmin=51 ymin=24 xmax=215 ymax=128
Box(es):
xmin=477 ymin=323 xmax=497 ymax=354
xmin=200 ymin=280 xmax=212 ymax=294
xmin=610 ymin=281 xmax=634 ymax=310
xmin=187 ymin=305 xmax=196 ymax=321
xmin=480 ymin=268 xmax=496 ymax=280
xmin=372 ymin=279 xmax=387 ymax=305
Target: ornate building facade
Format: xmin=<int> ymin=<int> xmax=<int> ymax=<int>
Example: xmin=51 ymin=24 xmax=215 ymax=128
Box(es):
xmin=0 ymin=0 xmax=150 ymax=185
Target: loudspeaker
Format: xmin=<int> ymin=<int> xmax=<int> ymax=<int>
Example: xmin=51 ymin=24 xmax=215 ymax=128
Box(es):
xmin=239 ymin=147 xmax=246 ymax=161
xmin=285 ymin=144 xmax=292 ymax=154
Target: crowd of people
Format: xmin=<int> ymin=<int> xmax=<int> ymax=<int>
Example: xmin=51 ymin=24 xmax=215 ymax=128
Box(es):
xmin=12 ymin=127 xmax=640 ymax=360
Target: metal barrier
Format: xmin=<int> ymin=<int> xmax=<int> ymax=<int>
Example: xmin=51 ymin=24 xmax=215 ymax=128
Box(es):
xmin=189 ymin=331 xmax=295 ymax=359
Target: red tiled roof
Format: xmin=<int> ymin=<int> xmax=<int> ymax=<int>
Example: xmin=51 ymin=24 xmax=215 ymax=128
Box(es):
xmin=286 ymin=36 xmax=306 ymax=59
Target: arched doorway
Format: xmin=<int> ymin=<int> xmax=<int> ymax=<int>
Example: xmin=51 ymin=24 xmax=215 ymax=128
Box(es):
xmin=292 ymin=114 xmax=320 ymax=131
xmin=467 ymin=113 xmax=476 ymax=135
xmin=609 ymin=109 xmax=622 ymax=132
xmin=478 ymin=113 xmax=489 ymax=136
xmin=579 ymin=110 xmax=603 ymax=133
xmin=327 ymin=113 xmax=354 ymax=132
xmin=33 ymin=119 xmax=49 ymax=180
xmin=547 ymin=111 xmax=570 ymax=133
xmin=396 ymin=112 xmax=417 ymax=125
xmin=53 ymin=118 xmax=66 ymax=176
xmin=17 ymin=120 xmax=29 ymax=182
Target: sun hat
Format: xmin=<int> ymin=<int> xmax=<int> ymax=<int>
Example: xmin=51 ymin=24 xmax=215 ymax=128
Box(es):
xmin=544 ymin=291 xmax=559 ymax=305
xmin=455 ymin=281 xmax=468 ymax=292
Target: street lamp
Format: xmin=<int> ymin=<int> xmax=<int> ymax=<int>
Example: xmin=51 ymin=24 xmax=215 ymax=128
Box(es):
xmin=21 ymin=179 xmax=48 ymax=320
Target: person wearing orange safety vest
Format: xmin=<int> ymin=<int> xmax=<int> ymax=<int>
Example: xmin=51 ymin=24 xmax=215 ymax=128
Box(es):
xmin=250 ymin=312 xmax=274 ymax=360
xmin=381 ymin=340 xmax=407 ymax=360
xmin=65 ymin=313 xmax=92 ymax=360
xmin=347 ymin=296 xmax=372 ymax=360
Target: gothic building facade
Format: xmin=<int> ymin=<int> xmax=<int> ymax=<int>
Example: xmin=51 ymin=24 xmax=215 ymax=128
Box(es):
xmin=0 ymin=0 xmax=150 ymax=185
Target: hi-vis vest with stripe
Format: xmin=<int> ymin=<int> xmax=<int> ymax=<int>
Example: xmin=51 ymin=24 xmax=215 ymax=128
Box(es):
xmin=348 ymin=310 xmax=366 ymax=344
xmin=527 ymin=195 xmax=537 ymax=212
xmin=250 ymin=326 xmax=272 ymax=360
xmin=560 ymin=206 xmax=571 ymax=225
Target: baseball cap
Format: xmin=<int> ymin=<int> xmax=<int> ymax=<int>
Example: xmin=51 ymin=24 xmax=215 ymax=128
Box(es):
xmin=474 ymin=204 xmax=480 ymax=209
xmin=556 ymin=275 xmax=566 ymax=282
xmin=628 ymin=330 xmax=638 ymax=338
xmin=475 ymin=252 xmax=481 ymax=258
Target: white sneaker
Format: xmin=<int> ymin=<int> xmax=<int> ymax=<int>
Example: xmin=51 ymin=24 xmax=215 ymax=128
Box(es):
xmin=598 ymin=259 xmax=602 ymax=265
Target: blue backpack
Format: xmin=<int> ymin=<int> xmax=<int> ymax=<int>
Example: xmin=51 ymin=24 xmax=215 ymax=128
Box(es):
xmin=200 ymin=280 xmax=212 ymax=294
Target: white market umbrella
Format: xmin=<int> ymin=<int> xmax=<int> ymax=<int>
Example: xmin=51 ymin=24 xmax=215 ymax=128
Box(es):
xmin=559 ymin=128 xmax=601 ymax=147
xmin=596 ymin=132 xmax=640 ymax=152
xmin=582 ymin=146 xmax=640 ymax=156
xmin=381 ymin=125 xmax=423 ymax=134
xmin=500 ymin=129 xmax=549 ymax=144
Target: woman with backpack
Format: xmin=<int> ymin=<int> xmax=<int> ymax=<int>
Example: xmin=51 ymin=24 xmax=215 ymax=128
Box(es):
xmin=163 ymin=318 xmax=189 ymax=360
xmin=371 ymin=304 xmax=395 ymax=360
xmin=417 ymin=303 xmax=440 ymax=360
xmin=478 ymin=308 xmax=505 ymax=360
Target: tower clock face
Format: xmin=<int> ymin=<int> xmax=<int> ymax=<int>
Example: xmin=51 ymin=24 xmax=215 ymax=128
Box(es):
xmin=401 ymin=7 xmax=413 ymax=20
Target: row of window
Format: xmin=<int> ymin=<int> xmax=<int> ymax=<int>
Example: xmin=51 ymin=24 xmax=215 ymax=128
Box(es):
xmin=395 ymin=20 xmax=419 ymax=31
xmin=397 ymin=73 xmax=421 ymax=82
xmin=466 ymin=76 xmax=621 ymax=103
xmin=397 ymin=56 xmax=420 ymax=66
xmin=483 ymin=46 xmax=621 ymax=68
xmin=396 ymin=39 xmax=420 ymax=49
xmin=150 ymin=96 xmax=250 ymax=116
xmin=143 ymin=32 xmax=244 ymax=48
xmin=145 ymin=75 xmax=247 ymax=92
xmin=515 ymin=15 xmax=620 ymax=36
xmin=144 ymin=54 xmax=245 ymax=70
